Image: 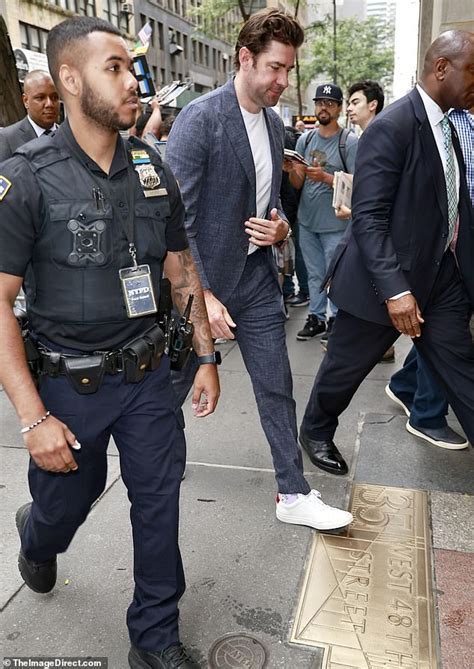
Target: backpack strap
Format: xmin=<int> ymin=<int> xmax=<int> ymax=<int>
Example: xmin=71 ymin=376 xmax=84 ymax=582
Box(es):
xmin=338 ymin=128 xmax=350 ymax=172
xmin=304 ymin=129 xmax=316 ymax=152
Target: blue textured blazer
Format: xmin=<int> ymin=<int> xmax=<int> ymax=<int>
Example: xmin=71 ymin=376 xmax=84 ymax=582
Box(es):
xmin=166 ymin=78 xmax=286 ymax=303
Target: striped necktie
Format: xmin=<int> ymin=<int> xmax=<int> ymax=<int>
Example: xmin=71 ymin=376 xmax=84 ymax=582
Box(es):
xmin=440 ymin=114 xmax=457 ymax=248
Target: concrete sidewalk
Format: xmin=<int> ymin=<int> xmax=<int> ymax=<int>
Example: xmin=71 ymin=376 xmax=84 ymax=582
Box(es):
xmin=1 ymin=308 xmax=473 ymax=668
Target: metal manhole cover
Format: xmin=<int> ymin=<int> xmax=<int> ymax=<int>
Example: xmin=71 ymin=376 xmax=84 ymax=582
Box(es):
xmin=208 ymin=633 xmax=268 ymax=668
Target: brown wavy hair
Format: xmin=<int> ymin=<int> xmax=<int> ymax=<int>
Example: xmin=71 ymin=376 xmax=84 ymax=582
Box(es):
xmin=234 ymin=8 xmax=304 ymax=71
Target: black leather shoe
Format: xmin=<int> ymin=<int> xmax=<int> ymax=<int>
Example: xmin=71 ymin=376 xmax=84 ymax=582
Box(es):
xmin=129 ymin=643 xmax=200 ymax=668
xmin=16 ymin=503 xmax=57 ymax=593
xmin=299 ymin=433 xmax=348 ymax=475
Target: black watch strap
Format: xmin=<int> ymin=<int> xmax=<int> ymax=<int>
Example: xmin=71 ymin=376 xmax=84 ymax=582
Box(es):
xmin=197 ymin=351 xmax=222 ymax=365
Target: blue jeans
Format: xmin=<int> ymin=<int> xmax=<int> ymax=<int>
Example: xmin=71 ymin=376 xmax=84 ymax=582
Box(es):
xmin=282 ymin=222 xmax=309 ymax=297
xmin=298 ymin=226 xmax=343 ymax=321
xmin=390 ymin=346 xmax=449 ymax=429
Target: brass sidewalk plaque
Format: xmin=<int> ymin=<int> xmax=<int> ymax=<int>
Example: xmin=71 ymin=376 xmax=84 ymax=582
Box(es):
xmin=290 ymin=484 xmax=437 ymax=668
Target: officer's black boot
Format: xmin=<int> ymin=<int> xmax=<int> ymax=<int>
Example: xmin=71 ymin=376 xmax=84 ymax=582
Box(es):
xmin=128 ymin=642 xmax=200 ymax=668
xmin=16 ymin=503 xmax=57 ymax=593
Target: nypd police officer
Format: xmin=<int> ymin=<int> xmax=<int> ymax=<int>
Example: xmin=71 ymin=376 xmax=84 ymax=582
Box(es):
xmin=0 ymin=16 xmax=219 ymax=669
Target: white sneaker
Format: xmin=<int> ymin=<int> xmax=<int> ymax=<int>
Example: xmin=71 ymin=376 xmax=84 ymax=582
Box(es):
xmin=276 ymin=490 xmax=353 ymax=530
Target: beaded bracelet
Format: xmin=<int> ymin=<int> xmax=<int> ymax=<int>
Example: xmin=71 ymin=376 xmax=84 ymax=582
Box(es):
xmin=20 ymin=411 xmax=51 ymax=434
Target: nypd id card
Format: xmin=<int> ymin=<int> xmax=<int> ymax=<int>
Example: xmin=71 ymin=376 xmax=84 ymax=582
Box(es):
xmin=119 ymin=264 xmax=157 ymax=318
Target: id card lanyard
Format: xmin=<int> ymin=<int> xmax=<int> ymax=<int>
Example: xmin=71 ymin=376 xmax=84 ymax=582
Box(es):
xmin=117 ymin=168 xmax=158 ymax=318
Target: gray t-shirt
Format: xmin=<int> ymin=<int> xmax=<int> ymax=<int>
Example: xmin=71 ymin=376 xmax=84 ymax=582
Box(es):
xmin=296 ymin=128 xmax=358 ymax=233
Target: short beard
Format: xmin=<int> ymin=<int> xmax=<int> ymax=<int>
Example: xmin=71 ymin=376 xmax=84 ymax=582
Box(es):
xmin=81 ymin=79 xmax=133 ymax=131
xmin=317 ymin=115 xmax=331 ymax=126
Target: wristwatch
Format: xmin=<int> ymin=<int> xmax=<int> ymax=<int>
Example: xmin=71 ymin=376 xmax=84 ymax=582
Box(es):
xmin=197 ymin=351 xmax=222 ymax=366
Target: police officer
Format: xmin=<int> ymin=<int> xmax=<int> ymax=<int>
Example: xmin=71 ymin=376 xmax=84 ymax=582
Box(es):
xmin=0 ymin=17 xmax=219 ymax=669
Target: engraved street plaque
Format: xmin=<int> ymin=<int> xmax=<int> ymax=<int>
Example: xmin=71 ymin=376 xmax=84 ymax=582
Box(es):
xmin=290 ymin=484 xmax=437 ymax=668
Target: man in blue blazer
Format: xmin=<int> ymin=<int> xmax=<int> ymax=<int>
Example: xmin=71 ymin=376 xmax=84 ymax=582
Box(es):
xmin=166 ymin=8 xmax=353 ymax=531
xmin=299 ymin=30 xmax=474 ymax=466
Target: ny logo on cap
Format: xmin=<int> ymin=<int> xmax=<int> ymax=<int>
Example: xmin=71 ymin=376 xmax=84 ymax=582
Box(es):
xmin=323 ymin=85 xmax=332 ymax=94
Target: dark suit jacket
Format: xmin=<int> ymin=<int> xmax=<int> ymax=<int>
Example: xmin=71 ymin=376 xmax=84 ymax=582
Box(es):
xmin=166 ymin=78 xmax=285 ymax=303
xmin=327 ymin=87 xmax=474 ymax=326
xmin=0 ymin=116 xmax=37 ymax=162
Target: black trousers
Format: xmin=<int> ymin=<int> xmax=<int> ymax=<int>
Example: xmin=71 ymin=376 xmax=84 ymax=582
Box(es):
xmin=301 ymin=251 xmax=474 ymax=444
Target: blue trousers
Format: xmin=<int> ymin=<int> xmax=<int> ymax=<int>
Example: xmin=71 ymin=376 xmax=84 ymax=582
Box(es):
xmin=172 ymin=248 xmax=310 ymax=494
xmin=298 ymin=226 xmax=343 ymax=321
xmin=390 ymin=346 xmax=449 ymax=428
xmin=21 ymin=354 xmax=185 ymax=652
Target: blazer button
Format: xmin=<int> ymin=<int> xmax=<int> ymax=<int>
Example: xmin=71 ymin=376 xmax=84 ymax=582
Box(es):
xmin=435 ymin=260 xmax=441 ymax=266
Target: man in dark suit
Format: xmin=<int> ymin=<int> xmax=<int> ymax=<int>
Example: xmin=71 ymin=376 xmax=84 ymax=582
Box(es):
xmin=299 ymin=30 xmax=474 ymax=472
xmin=166 ymin=8 xmax=353 ymax=531
xmin=0 ymin=70 xmax=59 ymax=161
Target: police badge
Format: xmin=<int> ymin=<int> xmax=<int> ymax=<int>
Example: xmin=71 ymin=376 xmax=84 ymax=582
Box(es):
xmin=135 ymin=163 xmax=161 ymax=197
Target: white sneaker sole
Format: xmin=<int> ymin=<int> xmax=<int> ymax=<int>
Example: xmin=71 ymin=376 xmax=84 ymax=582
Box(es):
xmin=405 ymin=421 xmax=469 ymax=450
xmin=385 ymin=384 xmax=410 ymax=417
xmin=276 ymin=508 xmax=353 ymax=531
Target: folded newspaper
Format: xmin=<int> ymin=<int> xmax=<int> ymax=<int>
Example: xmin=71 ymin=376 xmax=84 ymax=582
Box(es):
xmin=332 ymin=171 xmax=353 ymax=210
xmin=283 ymin=148 xmax=310 ymax=166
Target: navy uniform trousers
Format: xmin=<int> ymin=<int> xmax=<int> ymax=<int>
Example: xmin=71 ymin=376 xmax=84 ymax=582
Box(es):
xmin=20 ymin=352 xmax=186 ymax=652
xmin=172 ymin=247 xmax=311 ymax=495
xmin=301 ymin=250 xmax=474 ymax=444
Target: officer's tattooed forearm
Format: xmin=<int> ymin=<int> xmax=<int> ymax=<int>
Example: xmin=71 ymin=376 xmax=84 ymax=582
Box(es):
xmin=168 ymin=249 xmax=214 ymax=355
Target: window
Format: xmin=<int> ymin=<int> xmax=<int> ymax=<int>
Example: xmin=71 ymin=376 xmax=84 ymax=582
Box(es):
xmin=192 ymin=39 xmax=197 ymax=64
xmin=183 ymin=35 xmax=188 ymax=59
xmin=157 ymin=22 xmax=164 ymax=50
xmin=160 ymin=68 xmax=166 ymax=85
xmin=77 ymin=0 xmax=96 ymax=15
xmin=103 ymin=0 xmax=127 ymax=30
xmin=20 ymin=22 xmax=48 ymax=53
xmin=204 ymin=44 xmax=209 ymax=67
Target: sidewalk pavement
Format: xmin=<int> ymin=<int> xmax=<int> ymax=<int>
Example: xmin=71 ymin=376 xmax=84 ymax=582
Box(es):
xmin=1 ymin=308 xmax=473 ymax=668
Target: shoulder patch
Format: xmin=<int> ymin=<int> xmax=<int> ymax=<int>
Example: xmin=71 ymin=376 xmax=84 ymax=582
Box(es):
xmin=0 ymin=176 xmax=12 ymax=201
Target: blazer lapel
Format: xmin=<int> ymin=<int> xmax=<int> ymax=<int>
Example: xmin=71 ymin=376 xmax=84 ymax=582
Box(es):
xmin=410 ymin=88 xmax=448 ymax=223
xmin=219 ymin=79 xmax=256 ymax=198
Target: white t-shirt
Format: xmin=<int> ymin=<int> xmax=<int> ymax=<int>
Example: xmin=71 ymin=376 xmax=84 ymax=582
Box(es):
xmin=240 ymin=106 xmax=272 ymax=254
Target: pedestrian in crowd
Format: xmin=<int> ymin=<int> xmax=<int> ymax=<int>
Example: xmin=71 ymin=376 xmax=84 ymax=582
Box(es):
xmin=298 ymin=30 xmax=474 ymax=476
xmin=295 ymin=119 xmax=307 ymax=133
xmin=0 ymin=70 xmax=60 ymax=160
xmin=0 ymin=16 xmax=219 ymax=669
xmin=386 ymin=102 xmax=474 ymax=450
xmin=329 ymin=80 xmax=395 ymax=361
xmin=286 ymin=83 xmax=358 ymax=346
xmin=281 ymin=125 xmax=309 ymax=310
xmin=166 ymin=8 xmax=353 ymax=531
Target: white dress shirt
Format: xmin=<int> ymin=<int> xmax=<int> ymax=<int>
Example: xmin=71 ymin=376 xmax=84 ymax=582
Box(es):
xmin=27 ymin=116 xmax=58 ymax=137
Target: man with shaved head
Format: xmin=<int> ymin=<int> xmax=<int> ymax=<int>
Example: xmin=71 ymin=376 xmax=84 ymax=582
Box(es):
xmin=0 ymin=70 xmax=59 ymax=160
xmin=298 ymin=30 xmax=474 ymax=463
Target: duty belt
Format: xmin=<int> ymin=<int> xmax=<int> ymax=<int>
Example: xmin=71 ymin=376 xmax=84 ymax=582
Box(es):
xmin=36 ymin=324 xmax=166 ymax=394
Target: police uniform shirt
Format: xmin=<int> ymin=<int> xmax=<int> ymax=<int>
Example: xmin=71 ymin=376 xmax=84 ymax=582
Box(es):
xmin=0 ymin=120 xmax=188 ymax=351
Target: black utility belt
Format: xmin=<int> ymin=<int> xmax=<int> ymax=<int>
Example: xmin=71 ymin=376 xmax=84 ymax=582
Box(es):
xmin=37 ymin=324 xmax=166 ymax=394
